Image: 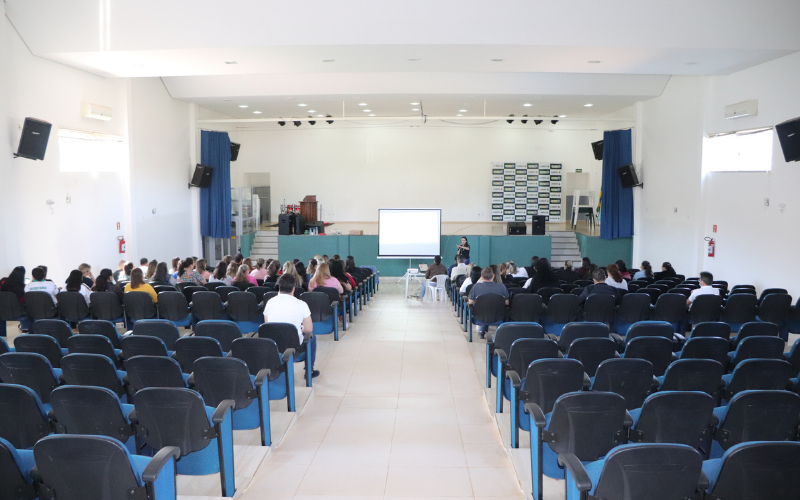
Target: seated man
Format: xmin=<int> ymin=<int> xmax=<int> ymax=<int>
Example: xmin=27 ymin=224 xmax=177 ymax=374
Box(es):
xmin=418 ymin=255 xmax=448 ymax=300
xmin=264 ymin=273 xmax=319 ymax=379
xmin=578 ymin=268 xmax=619 ymax=305
xmin=468 ymin=267 xmax=509 ymax=338
xmin=138 ymin=257 xmax=149 ymax=274
xmin=25 ymin=266 xmax=59 ymax=304
xmin=687 ymin=271 xmax=718 ymax=309
xmin=450 ymin=255 xmax=468 ymax=280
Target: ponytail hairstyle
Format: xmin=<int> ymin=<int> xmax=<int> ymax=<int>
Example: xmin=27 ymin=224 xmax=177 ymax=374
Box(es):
xmin=606 ymin=263 xmax=623 ymax=284
xmin=662 ymin=262 xmax=674 ymax=274
xmin=234 ymin=264 xmax=250 ymax=283
xmin=177 ymin=258 xmax=193 ymax=279
xmin=145 ymin=260 xmax=158 ymax=280
xmin=641 ymin=260 xmax=653 ymax=279
xmin=254 ymin=258 xmax=265 ymax=270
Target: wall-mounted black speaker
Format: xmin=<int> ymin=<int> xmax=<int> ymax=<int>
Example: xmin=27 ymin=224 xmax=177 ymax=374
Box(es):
xmin=15 ymin=118 xmax=52 ymax=160
xmin=230 ymin=142 xmax=241 ymax=162
xmin=531 ymin=215 xmax=546 ymax=235
xmin=775 ymin=117 xmax=800 ymax=162
xmin=591 ymin=140 xmax=603 ymax=161
xmin=190 ymin=164 xmax=213 ymax=188
xmin=507 ymin=222 xmax=527 ymax=235
xmin=617 ymin=164 xmax=641 ymax=188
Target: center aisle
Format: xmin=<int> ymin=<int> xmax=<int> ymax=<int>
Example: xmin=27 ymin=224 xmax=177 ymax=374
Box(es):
xmin=238 ymin=284 xmax=525 ymax=500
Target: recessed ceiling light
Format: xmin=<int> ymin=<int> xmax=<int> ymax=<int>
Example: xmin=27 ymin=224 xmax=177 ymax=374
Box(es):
xmin=459 ymin=109 xmax=467 ymax=113
xmin=239 ymin=105 xmax=248 ymax=108
xmin=317 ymin=114 xmax=325 ymax=117
xmin=584 ymin=103 xmax=593 ymax=107
xmin=523 ymin=103 xmax=532 ymax=107
xmin=456 ymin=114 xmax=463 ymax=117
xmin=411 ymin=108 xmax=419 ymax=111
xmin=253 ymin=111 xmax=262 ymax=114
xmin=308 ymin=110 xmax=315 ymax=113
xmin=358 ymin=103 xmax=368 ymax=106
xmin=410 ymin=102 xmax=419 ymax=105
xmin=225 ymin=61 xmax=237 ymax=65
xmin=363 ymin=109 xmax=372 ymax=112
xmin=559 ymin=115 xmax=567 ymax=118
xmin=298 ymin=103 xmax=307 ymax=107
xmin=322 ymin=59 xmax=335 ymax=63
xmin=368 ymin=114 xmax=375 ymax=117
xmin=588 ymin=60 xmax=601 ymax=64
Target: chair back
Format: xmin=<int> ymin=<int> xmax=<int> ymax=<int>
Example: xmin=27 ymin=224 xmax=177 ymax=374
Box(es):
xmin=55 ymin=292 xmax=90 ymax=323
xmin=257 ymin=322 xmax=302 ymax=353
xmin=652 ymin=293 xmax=687 ymax=325
xmin=690 ymin=321 xmax=731 ymax=339
xmin=22 ymin=292 xmax=57 ymax=320
xmin=77 ymin=320 xmax=121 ymax=348
xmin=708 ymin=442 xmax=800 ymax=499
xmin=623 ymin=336 xmax=673 ymax=376
xmin=520 ymin=358 xmax=585 ymax=415
xmin=65 ymin=335 xmax=120 ymax=367
xmin=50 ymin=386 xmax=132 ymax=441
xmin=225 ymin=292 xmax=261 ymax=322
xmin=557 ymin=322 xmax=609 ymax=351
xmin=230 ymin=337 xmax=283 ymax=379
xmin=546 ymin=294 xmax=581 ymax=324
xmin=316 ymin=286 xmax=342 ymax=305
xmin=193 ymin=356 xmax=255 ymax=410
xmin=547 ymin=391 xmax=628 ymax=460
xmin=625 ymin=321 xmax=674 ymax=345
xmin=60 ymin=353 xmax=125 ymax=397
xmin=190 ymin=291 xmax=226 ymax=320
xmin=156 ymin=291 xmax=190 ymax=322
xmin=263 ymin=291 xmax=279 ymax=304
xmin=566 ymin=337 xmax=618 ymax=377
xmin=537 ymin=287 xmax=562 ymax=305
xmin=630 ymin=391 xmax=715 ymax=447
xmin=472 ymin=293 xmax=507 ymax=324
xmin=616 ymin=293 xmax=651 ymax=323
xmin=301 ymin=292 xmax=334 ymax=322
xmin=0 ymin=352 xmax=59 ymax=403
xmin=124 ymin=356 xmax=186 ymax=393
xmin=716 ymin=390 xmax=800 ymax=451
xmin=661 ymin=359 xmax=725 ymax=399
xmin=215 ymin=286 xmax=239 ymax=301
xmin=638 ymin=288 xmax=661 ymax=305
xmin=120 ymin=336 xmax=168 ymax=359
xmin=174 ymin=336 xmax=223 ymax=373
xmin=133 ymin=387 xmax=215 ymax=456
xmin=722 ymin=294 xmax=758 ymax=324
xmin=31 ymin=319 xmax=72 ymax=346
xmin=680 ymin=337 xmax=730 ymax=366
xmin=593 ymin=358 xmax=654 ymax=410
xmin=508 ymin=294 xmax=542 ymax=322
xmin=153 ymin=285 xmax=177 ymax=294
xmin=725 ymin=359 xmax=792 ymax=399
xmin=204 ymin=282 xmax=223 ymax=291
xmin=0 ymin=383 xmax=50 ymax=449
xmin=88 ymin=292 xmax=124 ymax=321
xmin=247 ymin=286 xmax=271 ymax=303
xmin=583 ymin=294 xmax=616 ymax=324
xmin=233 ymin=281 xmax=255 ymax=291
xmin=181 ymin=285 xmax=207 ymax=304
xmin=123 ymin=291 xmax=156 ymax=321
xmin=14 ymin=334 xmax=64 ymax=368
xmin=689 ymin=294 xmax=723 ymax=323
xmin=131 ymin=319 xmax=181 ymax=350
xmin=730 ymin=336 xmax=785 ymax=368
xmin=736 ymin=321 xmax=779 ymax=342
xmin=494 ymin=323 xmax=544 ymax=354
xmin=507 ymin=338 xmax=561 ymax=375
xmin=758 ymin=294 xmax=793 ymax=324
xmin=0 ymin=291 xmax=25 ymax=320
xmin=0 ymin=435 xmax=36 ymax=500
xmin=759 ymin=288 xmax=789 ymax=302
xmin=194 ymin=320 xmax=242 ymax=352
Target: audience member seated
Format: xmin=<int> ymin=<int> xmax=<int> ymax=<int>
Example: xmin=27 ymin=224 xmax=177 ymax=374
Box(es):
xmin=655 ymin=261 xmax=677 ymax=280
xmin=138 ymin=257 xmax=149 ymax=274
xmin=468 ymin=267 xmax=509 ymax=339
xmin=234 ymin=253 xmax=244 ymax=265
xmin=558 ymin=260 xmax=580 ymax=284
xmin=498 ymin=263 xmax=512 ymax=284
xmin=460 ymin=265 xmax=481 ymax=294
xmin=66 ymin=269 xmax=93 ymax=305
xmin=208 ymin=261 xmax=232 ymax=286
xmin=175 ymin=258 xmax=205 ymax=285
xmin=632 ymin=260 xmax=653 ymax=281
xmin=605 ymin=263 xmax=629 ymax=291
xmin=307 ymin=259 xmax=318 ymax=278
xmin=578 ymin=257 xmax=597 ymax=279
xmin=578 ymin=268 xmax=619 ymax=305
xmin=112 ymin=260 xmax=126 ymax=283
xmin=144 ymin=260 xmax=157 ymax=281
xmin=124 ymin=268 xmax=158 ymax=303
xmin=450 ymin=256 xmax=468 ymax=280
xmin=25 ymin=266 xmax=59 ymax=303
xmin=92 ymin=269 xmax=123 ymax=301
xmin=329 ymin=259 xmax=354 ymax=294
xmin=233 ymin=265 xmax=256 ymax=287
xmin=295 ymin=261 xmax=309 ymax=288
xmin=524 ymin=259 xmax=561 ymax=292
xmin=447 ymin=255 xmax=459 ymax=278
xmin=196 ymin=259 xmax=211 ymax=281
xmin=281 ymin=261 xmax=302 ymax=287
xmin=170 ymin=257 xmax=180 ymax=275
xmin=77 ymin=263 xmax=95 ymax=288
xmin=222 ymin=254 xmax=233 ymax=265
xmin=615 ymin=260 xmax=631 ymax=280
xmin=250 ymin=258 xmax=268 ymax=280
xmin=227 ymin=262 xmax=240 ymax=282
xmin=147 ymin=262 xmax=175 ymax=286
xmin=264 ymin=261 xmax=281 ymax=284
xmin=242 ymin=257 xmax=253 ymax=272
xmin=687 ymin=271 xmax=718 ymax=308
xmin=264 ymin=273 xmax=319 ymax=378
xmin=419 ymin=255 xmax=448 ymax=300
xmin=118 ymin=262 xmax=134 ymax=283
xmin=309 ymin=263 xmax=343 ymax=293
xmin=507 ymin=260 xmax=528 ymax=279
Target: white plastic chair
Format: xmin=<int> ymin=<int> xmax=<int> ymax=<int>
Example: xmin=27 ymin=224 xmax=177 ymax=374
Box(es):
xmin=425 ymin=275 xmax=449 ymax=302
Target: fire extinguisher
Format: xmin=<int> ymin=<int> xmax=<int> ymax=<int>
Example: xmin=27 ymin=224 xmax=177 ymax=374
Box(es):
xmin=705 ymin=237 xmax=715 ymax=258
xmin=118 ymin=236 xmax=126 ymax=254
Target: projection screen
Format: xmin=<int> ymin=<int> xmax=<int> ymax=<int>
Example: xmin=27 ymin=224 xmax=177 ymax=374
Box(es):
xmin=378 ymin=209 xmax=442 ymax=258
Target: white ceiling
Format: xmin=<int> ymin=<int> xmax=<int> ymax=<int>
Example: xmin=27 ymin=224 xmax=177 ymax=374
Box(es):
xmin=6 ymin=0 xmax=800 ymax=118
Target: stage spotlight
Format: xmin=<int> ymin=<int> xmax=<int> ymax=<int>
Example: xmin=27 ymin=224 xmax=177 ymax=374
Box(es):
xmin=534 ymin=119 xmax=543 ymax=125
xmin=521 ymin=114 xmax=528 ymax=124
xmin=278 ymin=120 xmax=286 ymax=126
xmin=507 ymin=114 xmax=515 ymax=124
xmin=293 ymin=120 xmax=301 ymax=127
xmin=308 ymin=117 xmax=316 ymax=125
xmin=326 ymin=114 xmax=334 ymax=124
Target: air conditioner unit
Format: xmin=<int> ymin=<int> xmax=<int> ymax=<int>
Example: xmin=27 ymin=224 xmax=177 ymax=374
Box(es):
xmin=724 ymin=100 xmax=758 ymax=120
xmin=81 ymin=102 xmax=112 ymax=121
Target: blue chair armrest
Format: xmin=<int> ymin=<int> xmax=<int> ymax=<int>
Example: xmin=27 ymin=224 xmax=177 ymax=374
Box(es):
xmin=558 ymin=453 xmax=592 ymax=492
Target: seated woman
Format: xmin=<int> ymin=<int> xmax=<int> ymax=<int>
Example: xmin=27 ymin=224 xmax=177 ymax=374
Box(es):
xmin=507 ymin=260 xmax=528 ymax=279
xmin=460 ymin=265 xmax=482 ymax=295
xmin=250 ymin=258 xmax=268 ymax=280
xmin=92 ymin=269 xmax=124 ymax=301
xmin=524 ymin=259 xmax=560 ymax=292
xmin=208 ymin=261 xmax=232 ymax=286
xmin=329 ymin=260 xmax=354 ymax=295
xmin=124 ymin=268 xmax=158 ymax=303
xmin=66 ymin=269 xmax=93 ymax=305
xmin=1 ymin=266 xmax=28 ymax=332
xmin=144 ymin=260 xmax=158 ymax=281
xmin=232 ymin=265 xmax=256 ymax=288
xmin=196 ymin=259 xmax=211 ymax=281
xmin=632 ymin=260 xmax=653 ymax=281
xmin=308 ymin=262 xmax=343 ymax=293
xmin=149 ymin=262 xmax=176 ymax=286
xmin=264 ymin=260 xmax=281 ymax=284
xmin=307 ymin=259 xmax=318 ymax=278
xmin=295 ymin=261 xmax=309 ymax=289
xmin=175 ymin=258 xmax=206 ymax=285
xmin=605 ymin=263 xmax=629 ymax=291
xmin=615 ymin=260 xmax=631 ymax=280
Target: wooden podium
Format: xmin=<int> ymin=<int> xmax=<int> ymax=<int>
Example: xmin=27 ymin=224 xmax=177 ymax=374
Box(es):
xmin=300 ymin=195 xmax=317 ymax=223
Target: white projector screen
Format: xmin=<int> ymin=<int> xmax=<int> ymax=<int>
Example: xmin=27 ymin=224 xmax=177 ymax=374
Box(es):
xmin=378 ymin=209 xmax=442 ymax=258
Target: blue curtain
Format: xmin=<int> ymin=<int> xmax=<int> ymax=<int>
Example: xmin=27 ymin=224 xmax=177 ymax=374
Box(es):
xmin=600 ymin=129 xmax=634 ymax=240
xmin=200 ymin=130 xmax=232 ymax=238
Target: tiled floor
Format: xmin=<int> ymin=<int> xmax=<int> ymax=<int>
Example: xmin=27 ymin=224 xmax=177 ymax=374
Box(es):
xmin=237 ymin=281 xmax=527 ymax=500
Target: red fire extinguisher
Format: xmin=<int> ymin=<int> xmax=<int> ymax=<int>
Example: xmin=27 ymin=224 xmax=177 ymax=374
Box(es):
xmin=706 ymin=237 xmax=715 ymax=258
xmin=118 ymin=236 xmax=126 ymax=254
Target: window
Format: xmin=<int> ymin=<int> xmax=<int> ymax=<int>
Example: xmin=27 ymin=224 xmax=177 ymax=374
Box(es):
xmin=702 ymin=128 xmax=774 ymax=173
xmin=58 ymin=129 xmax=126 ymax=173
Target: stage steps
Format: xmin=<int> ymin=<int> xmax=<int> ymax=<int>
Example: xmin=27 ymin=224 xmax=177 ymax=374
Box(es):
xmin=250 ymin=230 xmax=279 ymax=260
xmin=547 ymin=231 xmax=582 ymax=266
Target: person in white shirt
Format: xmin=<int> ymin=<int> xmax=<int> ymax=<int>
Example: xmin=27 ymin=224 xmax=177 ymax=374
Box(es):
xmin=450 ymin=255 xmax=469 ymax=280
xmin=24 ymin=267 xmax=59 ymax=304
xmin=263 ymin=274 xmax=319 ymax=379
xmin=138 ymin=257 xmax=149 ymax=274
xmin=507 ymin=261 xmax=528 ymax=279
xmin=687 ymin=271 xmax=719 ymax=309
xmin=65 ymin=269 xmax=92 ymax=305
xmin=604 ymin=263 xmax=629 ymax=291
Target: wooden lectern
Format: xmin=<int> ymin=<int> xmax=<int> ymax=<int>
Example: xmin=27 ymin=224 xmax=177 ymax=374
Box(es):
xmin=300 ymin=195 xmax=318 ymax=223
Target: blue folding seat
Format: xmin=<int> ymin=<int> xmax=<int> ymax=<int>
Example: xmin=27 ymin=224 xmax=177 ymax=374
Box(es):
xmin=30 ymin=318 xmax=72 ymax=346
xmin=550 ymin=322 xmax=609 ymax=353
xmin=0 ymin=337 xmax=12 ymax=353
xmin=13 ymin=334 xmax=67 ymax=368
xmin=195 ymin=320 xmax=243 ymax=352
xmin=710 ymin=390 xmax=800 ymax=459
xmin=629 ymin=391 xmax=716 ymax=449
xmin=612 ymin=293 xmax=651 ymax=336
xmin=88 ymin=291 xmax=126 ymax=326
xmin=132 ymin=319 xmax=182 ymax=350
xmin=0 ymin=436 xmax=37 ymax=500
xmin=703 ymin=441 xmax=800 ymax=499
xmin=132 ymin=387 xmax=235 ymax=497
xmin=173 ymin=336 xmax=224 ymax=374
xmin=678 ymin=337 xmax=730 ymax=368
xmin=123 ymin=291 xmax=158 ymax=325
xmin=541 ymin=294 xmax=581 ymax=336
xmin=507 ymin=358 xmax=585 ymax=448
xmin=60 ymin=353 xmax=128 ymax=402
xmin=231 ymin=337 xmax=296 ymax=412
xmin=524 ymin=391 xmax=630 ymax=500
xmin=258 ymin=322 xmax=312 ymax=389
xmin=486 ymin=322 xmax=544 ymax=389
xmin=465 ymin=293 xmax=506 ymax=342
xmin=0 ymin=383 xmax=52 ymax=449
xmin=687 ymin=321 xmax=730 ymax=340
xmin=33 ymin=434 xmax=179 ymax=500
xmin=313 ymin=286 xmax=349 ymax=332
xmin=757 ymin=293 xmax=793 ymax=341
xmin=497 ymin=338 xmax=561 ymax=415
xmin=658 ymin=359 xmax=725 ymax=402
xmin=786 ymin=337 xmax=800 ymax=378
xmin=301 ymin=291 xmax=340 ymax=341
xmin=66 ymin=334 xmax=123 ymax=367
xmin=561 ymin=443 xmax=704 ymax=500
xmin=721 ymin=293 xmax=758 ymax=333
xmin=23 ymin=291 xmax=57 ymax=322
xmin=616 ymin=320 xmax=675 ymax=350
xmin=0 ymin=352 xmax=61 ymax=408
xmin=124 ymin=356 xmax=189 ymax=394
xmin=582 ymin=293 xmax=616 ymax=325
xmin=650 ymin=293 xmax=687 ymax=334
xmin=727 ymin=335 xmax=785 ymax=369
xmin=566 ymin=337 xmax=619 ymax=377
xmin=121 ymin=334 xmax=171 ymax=358
xmin=224 ymin=292 xmax=264 ymax=334
xmin=687 ymin=294 xmax=723 ymax=328
xmin=507 ymin=293 xmax=542 ymax=323
xmin=56 ymin=291 xmax=91 ymax=324
xmin=622 ymin=336 xmax=675 ymax=376
xmin=191 ymin=290 xmax=228 ymax=325
xmin=0 ymin=290 xmax=27 ymax=337
xmin=192 ymin=356 xmax=272 ymax=446
xmin=50 ymin=385 xmax=138 ymax=453
xmin=729 ymin=321 xmax=779 ymax=350
xmin=721 ymin=358 xmax=792 ymax=403
xmin=156 ymin=291 xmax=192 ymax=329
xmin=77 ymin=319 xmax=123 ymax=348
xmin=591 ymin=358 xmax=654 ymax=410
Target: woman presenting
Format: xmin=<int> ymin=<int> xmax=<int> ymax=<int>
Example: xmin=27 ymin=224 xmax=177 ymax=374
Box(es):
xmin=456 ymin=237 xmax=470 ymax=264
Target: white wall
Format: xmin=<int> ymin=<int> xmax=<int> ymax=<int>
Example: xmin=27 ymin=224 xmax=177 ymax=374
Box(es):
xmin=231 ymin=125 xmax=613 ymax=223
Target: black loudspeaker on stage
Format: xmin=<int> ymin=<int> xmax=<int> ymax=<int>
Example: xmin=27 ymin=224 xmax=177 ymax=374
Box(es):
xmin=591 ymin=140 xmax=603 ymax=161
xmin=617 ymin=164 xmax=641 ymax=188
xmin=507 ymin=222 xmax=527 ymax=235
xmin=775 ymin=117 xmax=800 ymax=162
xmin=278 ymin=214 xmax=294 ymax=235
xmin=531 ymin=215 xmax=546 ymax=235
xmin=15 ymin=118 xmax=52 ymax=161
xmin=190 ymin=164 xmax=213 ymax=188
xmin=294 ymin=215 xmax=306 ymax=235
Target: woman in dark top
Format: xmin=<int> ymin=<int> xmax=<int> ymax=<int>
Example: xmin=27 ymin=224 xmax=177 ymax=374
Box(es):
xmin=527 ymin=260 xmax=561 ymax=292
xmin=345 ymin=256 xmax=358 ymax=275
xmin=657 ymin=262 xmax=677 ymax=280
xmin=456 ymin=237 xmax=471 ymax=264
xmin=295 ymin=261 xmax=309 ymax=289
xmin=92 ymin=268 xmax=124 ymax=301
xmin=149 ymin=262 xmax=174 ymax=286
xmin=615 ymin=260 xmax=631 ymax=280
xmin=0 ymin=266 xmax=26 ymax=300
xmin=577 ymin=257 xmax=597 ymax=279
xmin=265 ymin=260 xmax=281 ymax=284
